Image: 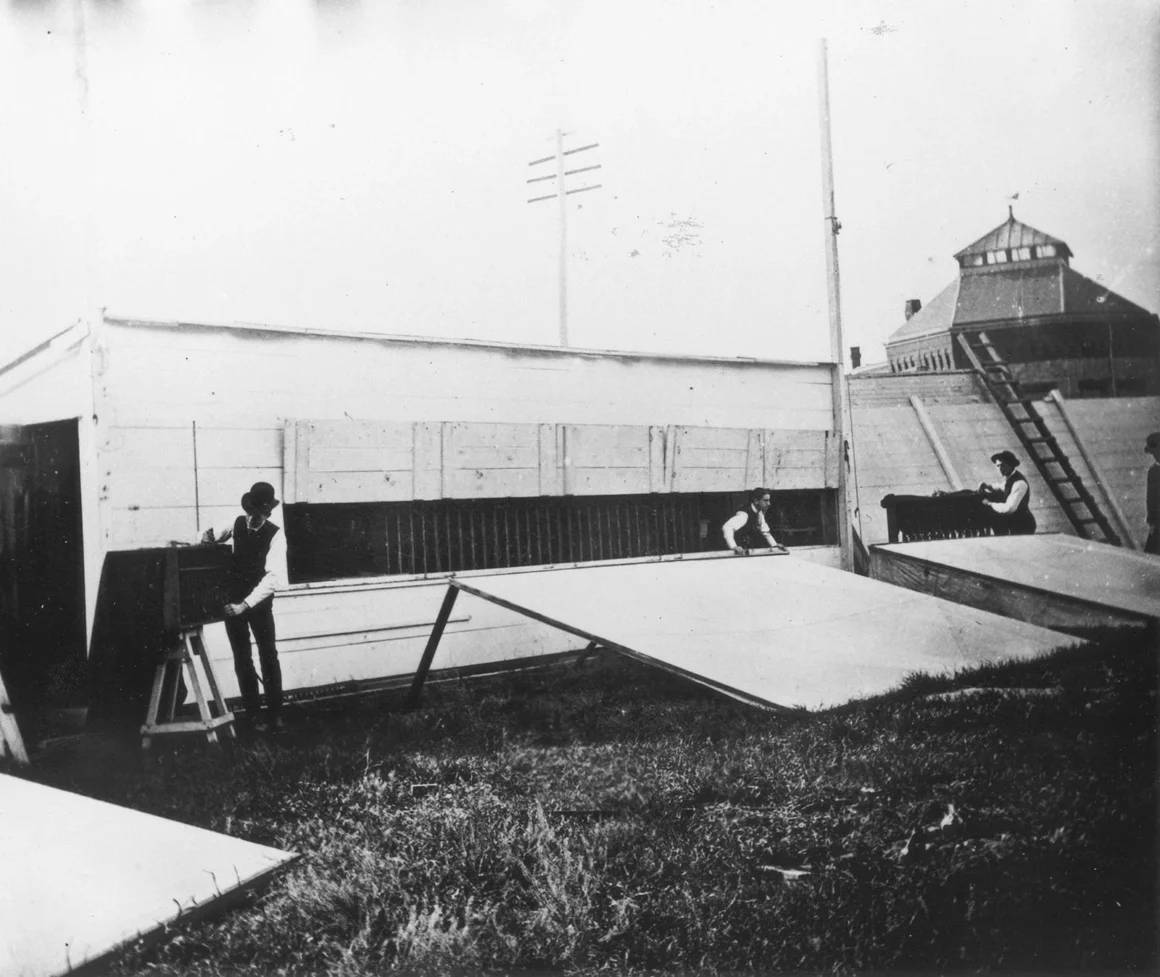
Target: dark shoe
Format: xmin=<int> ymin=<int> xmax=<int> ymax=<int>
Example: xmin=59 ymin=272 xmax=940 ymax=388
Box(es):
xmin=251 ymin=719 xmax=271 ymax=734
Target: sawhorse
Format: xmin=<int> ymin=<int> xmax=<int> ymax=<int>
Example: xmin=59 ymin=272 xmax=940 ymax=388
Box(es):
xmin=141 ymin=627 xmax=235 ymax=749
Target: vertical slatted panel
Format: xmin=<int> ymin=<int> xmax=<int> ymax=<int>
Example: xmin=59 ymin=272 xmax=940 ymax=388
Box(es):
xmin=282 ymin=489 xmax=836 ymax=581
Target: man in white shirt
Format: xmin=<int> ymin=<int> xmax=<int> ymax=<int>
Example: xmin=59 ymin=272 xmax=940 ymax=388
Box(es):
xmin=978 ymin=451 xmax=1036 ymax=536
xmin=722 ymin=487 xmax=782 ymax=553
xmin=202 ymin=481 xmax=288 ymax=731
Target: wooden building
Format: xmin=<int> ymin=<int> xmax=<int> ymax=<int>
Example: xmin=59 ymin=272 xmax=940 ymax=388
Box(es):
xmin=0 ymin=314 xmax=846 ymax=718
xmin=847 ymin=370 xmax=1160 ymax=550
xmin=885 ymin=210 xmax=1159 ymax=397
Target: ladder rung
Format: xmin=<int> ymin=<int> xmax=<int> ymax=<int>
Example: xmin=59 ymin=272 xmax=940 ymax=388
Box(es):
xmin=1025 ymin=436 xmax=1057 ymax=444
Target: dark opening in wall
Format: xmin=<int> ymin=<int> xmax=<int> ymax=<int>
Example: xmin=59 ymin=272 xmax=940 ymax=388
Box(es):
xmin=284 ymin=489 xmax=837 ymax=583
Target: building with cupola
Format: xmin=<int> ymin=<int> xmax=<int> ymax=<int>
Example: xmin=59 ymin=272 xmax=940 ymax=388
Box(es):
xmin=885 ymin=209 xmax=1159 ymax=397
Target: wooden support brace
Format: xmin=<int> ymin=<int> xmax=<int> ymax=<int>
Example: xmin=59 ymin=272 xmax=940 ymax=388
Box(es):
xmin=0 ymin=668 xmax=29 ymax=766
xmin=407 ymin=584 xmax=461 ymax=708
xmin=908 ymin=395 xmax=964 ymax=491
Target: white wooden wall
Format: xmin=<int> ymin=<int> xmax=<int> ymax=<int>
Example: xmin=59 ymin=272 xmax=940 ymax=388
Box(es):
xmin=68 ymin=316 xmax=840 ymax=691
xmin=94 ymin=318 xmax=837 ymax=548
xmin=284 ymin=420 xmax=839 ymax=504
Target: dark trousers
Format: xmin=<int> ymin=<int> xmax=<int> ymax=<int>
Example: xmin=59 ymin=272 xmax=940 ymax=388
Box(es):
xmin=224 ymin=599 xmax=282 ymax=718
xmin=990 ymin=511 xmax=1037 ymax=537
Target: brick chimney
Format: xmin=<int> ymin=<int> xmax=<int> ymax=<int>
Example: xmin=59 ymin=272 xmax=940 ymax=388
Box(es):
xmin=849 ymin=346 xmax=861 ymax=369
xmin=904 ymin=299 xmax=922 ymax=320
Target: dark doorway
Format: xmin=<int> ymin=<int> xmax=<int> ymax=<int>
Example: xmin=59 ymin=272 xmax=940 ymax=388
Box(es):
xmin=0 ymin=420 xmax=87 ymax=723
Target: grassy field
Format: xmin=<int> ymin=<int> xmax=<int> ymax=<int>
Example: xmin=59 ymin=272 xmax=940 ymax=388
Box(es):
xmin=21 ymin=629 xmax=1159 ymax=975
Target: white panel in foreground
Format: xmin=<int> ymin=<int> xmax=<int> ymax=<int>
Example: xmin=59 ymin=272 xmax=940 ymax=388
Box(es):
xmin=452 ymin=555 xmax=1080 ymax=711
xmin=0 ymin=774 xmax=296 ymax=977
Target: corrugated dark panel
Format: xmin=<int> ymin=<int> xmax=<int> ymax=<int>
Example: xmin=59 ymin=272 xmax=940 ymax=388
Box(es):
xmin=285 ymin=491 xmax=837 ymax=583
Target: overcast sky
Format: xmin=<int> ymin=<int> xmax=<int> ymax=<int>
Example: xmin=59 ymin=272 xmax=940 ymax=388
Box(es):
xmin=1 ymin=0 xmax=1157 ymax=367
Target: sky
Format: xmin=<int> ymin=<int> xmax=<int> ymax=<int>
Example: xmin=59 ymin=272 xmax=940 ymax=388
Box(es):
xmin=1 ymin=0 xmax=1157 ymax=367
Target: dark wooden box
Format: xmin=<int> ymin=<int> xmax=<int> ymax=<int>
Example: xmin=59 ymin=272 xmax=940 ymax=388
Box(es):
xmin=880 ymin=492 xmax=993 ymax=544
xmin=162 ymin=544 xmax=233 ymax=631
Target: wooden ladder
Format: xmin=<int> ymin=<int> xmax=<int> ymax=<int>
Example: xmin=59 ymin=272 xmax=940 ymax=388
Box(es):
xmin=955 ymin=330 xmax=1121 ymax=545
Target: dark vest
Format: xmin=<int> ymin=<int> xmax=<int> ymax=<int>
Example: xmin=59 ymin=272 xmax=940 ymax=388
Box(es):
xmin=995 ymin=471 xmax=1036 ymax=534
xmin=229 ymin=516 xmax=279 ymax=602
xmin=731 ymin=507 xmax=768 ymax=549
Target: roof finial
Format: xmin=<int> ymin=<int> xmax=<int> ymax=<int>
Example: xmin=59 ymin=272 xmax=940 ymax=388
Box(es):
xmin=1008 ymin=204 xmax=1014 ymax=221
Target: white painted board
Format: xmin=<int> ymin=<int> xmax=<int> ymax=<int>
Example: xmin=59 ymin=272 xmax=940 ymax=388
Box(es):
xmin=448 ymin=554 xmax=1080 ymax=712
xmin=874 ymin=533 xmax=1160 ymax=620
xmin=0 ymin=774 xmax=296 ymax=977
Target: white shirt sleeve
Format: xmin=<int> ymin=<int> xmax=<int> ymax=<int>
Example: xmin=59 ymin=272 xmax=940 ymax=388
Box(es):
xmin=242 ymin=525 xmax=288 ymax=607
xmin=722 ymin=510 xmax=747 ymax=548
xmin=987 ymin=478 xmax=1028 ymax=515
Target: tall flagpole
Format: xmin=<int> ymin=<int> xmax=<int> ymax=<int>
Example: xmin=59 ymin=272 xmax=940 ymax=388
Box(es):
xmin=817 ymin=39 xmax=853 ymax=571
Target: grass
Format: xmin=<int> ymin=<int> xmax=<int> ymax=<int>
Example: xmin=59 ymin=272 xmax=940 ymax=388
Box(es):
xmin=16 ymin=629 xmax=1159 ymax=974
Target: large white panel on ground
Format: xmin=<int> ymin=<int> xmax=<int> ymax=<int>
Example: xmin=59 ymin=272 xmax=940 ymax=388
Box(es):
xmin=0 ymin=774 xmax=296 ymax=977
xmin=448 ymin=554 xmax=1079 ymax=711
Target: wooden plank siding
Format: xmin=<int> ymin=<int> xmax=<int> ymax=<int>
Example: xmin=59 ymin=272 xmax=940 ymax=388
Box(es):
xmin=848 ymin=371 xmax=989 ymax=409
xmin=848 ymin=378 xmax=1076 ymax=544
xmin=922 ymin=404 xmax=1073 ymax=537
xmin=87 ymin=318 xmax=838 ymax=550
xmin=284 ymin=419 xmax=836 ymax=507
xmin=1042 ymin=396 xmax=1160 ymax=548
xmin=98 ymin=319 xmax=835 ymax=431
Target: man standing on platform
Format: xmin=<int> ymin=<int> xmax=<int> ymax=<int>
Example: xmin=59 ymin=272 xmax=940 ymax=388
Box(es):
xmin=1144 ymin=432 xmax=1160 ymax=555
xmin=722 ymin=487 xmax=783 ymax=554
xmin=202 ymin=481 xmax=287 ymax=732
xmin=978 ymin=450 xmax=1037 ymax=536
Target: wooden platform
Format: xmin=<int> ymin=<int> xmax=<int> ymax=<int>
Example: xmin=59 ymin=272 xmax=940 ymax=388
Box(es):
xmin=0 ymin=774 xmax=297 ymax=977
xmin=869 ymin=534 xmax=1160 ymax=636
xmin=416 ymin=553 xmax=1078 ymax=713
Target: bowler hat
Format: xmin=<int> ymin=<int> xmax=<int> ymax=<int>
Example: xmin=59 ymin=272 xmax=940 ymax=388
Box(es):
xmin=990 ymin=450 xmax=1020 ymax=468
xmin=241 ymin=481 xmax=280 ymax=514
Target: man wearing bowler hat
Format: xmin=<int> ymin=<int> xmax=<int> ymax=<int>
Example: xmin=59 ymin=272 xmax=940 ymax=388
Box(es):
xmin=978 ymin=450 xmax=1036 ymax=536
xmin=202 ymin=481 xmax=287 ymax=731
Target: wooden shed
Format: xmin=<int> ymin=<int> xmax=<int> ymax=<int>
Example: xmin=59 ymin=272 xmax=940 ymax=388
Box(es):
xmin=0 ymin=314 xmax=847 ymax=718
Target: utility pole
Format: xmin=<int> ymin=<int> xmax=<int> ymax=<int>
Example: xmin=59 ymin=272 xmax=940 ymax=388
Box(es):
xmin=527 ymin=131 xmax=602 ymax=346
xmin=817 ymin=39 xmax=853 ymax=572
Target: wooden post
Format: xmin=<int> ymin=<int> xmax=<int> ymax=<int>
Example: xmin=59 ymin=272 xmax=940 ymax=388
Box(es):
xmin=407 ymin=584 xmax=460 ymax=708
xmin=817 ymin=39 xmax=852 ymax=571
